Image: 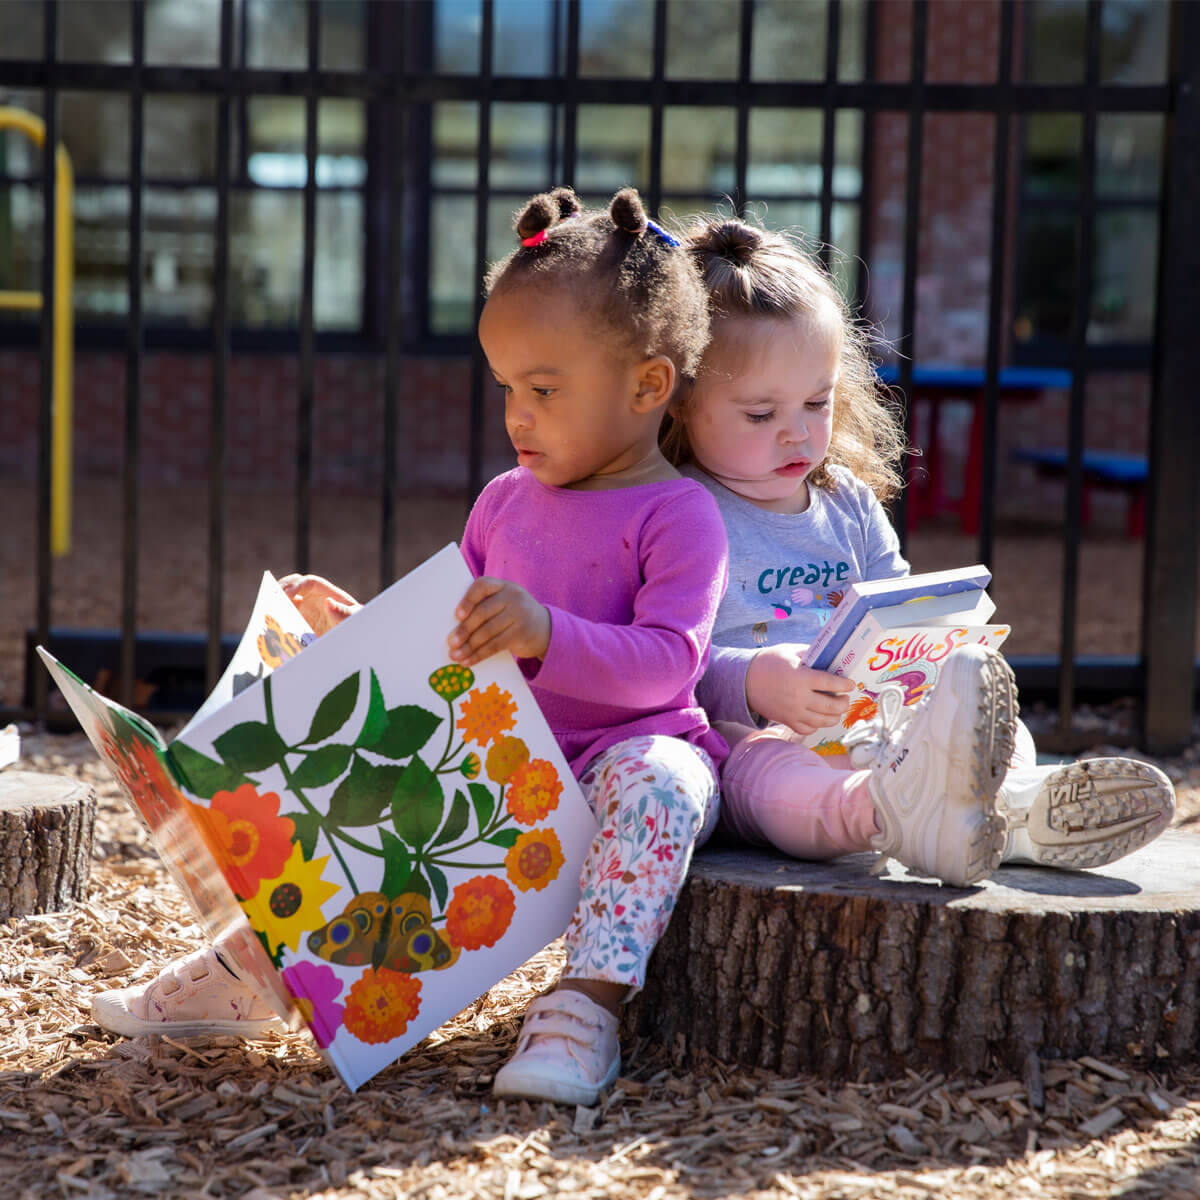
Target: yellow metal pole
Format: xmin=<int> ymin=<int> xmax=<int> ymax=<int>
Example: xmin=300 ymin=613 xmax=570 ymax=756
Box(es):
xmin=0 ymin=106 xmax=74 ymax=555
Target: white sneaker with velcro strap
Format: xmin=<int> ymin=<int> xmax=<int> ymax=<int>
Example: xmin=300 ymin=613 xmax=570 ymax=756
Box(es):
xmin=999 ymin=757 xmax=1175 ymax=868
xmin=492 ymin=989 xmax=621 ymax=1107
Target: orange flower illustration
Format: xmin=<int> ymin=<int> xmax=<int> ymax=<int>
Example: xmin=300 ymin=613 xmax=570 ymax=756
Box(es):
xmin=99 ymin=732 xmax=178 ymax=833
xmin=485 ymin=735 xmax=530 ymax=784
xmin=192 ymin=783 xmax=296 ymax=899
xmin=505 ymin=828 xmax=565 ymax=893
xmin=429 ymin=663 xmax=475 ymax=702
xmin=843 ymin=693 xmax=879 ymax=729
xmin=445 ymin=875 xmax=515 ymax=950
xmin=257 ymin=615 xmax=303 ymax=668
xmin=456 ymin=683 xmax=518 ymax=747
xmin=342 ymin=967 xmax=422 ymax=1045
xmin=505 ymin=758 xmax=563 ymax=825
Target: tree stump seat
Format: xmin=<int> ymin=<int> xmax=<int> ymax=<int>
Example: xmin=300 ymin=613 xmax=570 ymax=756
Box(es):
xmin=0 ymin=771 xmax=97 ymax=920
xmin=623 ymin=831 xmax=1200 ymax=1080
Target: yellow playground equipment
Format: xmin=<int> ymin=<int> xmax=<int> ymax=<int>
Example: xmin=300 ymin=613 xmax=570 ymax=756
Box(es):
xmin=0 ymin=106 xmax=73 ymax=556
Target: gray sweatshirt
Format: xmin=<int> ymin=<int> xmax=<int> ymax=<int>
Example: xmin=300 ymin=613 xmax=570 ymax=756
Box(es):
xmin=681 ymin=463 xmax=909 ymax=727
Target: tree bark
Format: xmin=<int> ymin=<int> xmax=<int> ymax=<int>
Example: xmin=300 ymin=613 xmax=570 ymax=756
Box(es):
xmin=623 ymin=831 xmax=1200 ymax=1079
xmin=0 ymin=771 xmax=97 ymax=919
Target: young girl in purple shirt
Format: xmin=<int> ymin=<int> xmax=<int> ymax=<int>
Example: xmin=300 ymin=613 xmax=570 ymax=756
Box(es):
xmin=92 ymin=186 xmax=730 ymax=1109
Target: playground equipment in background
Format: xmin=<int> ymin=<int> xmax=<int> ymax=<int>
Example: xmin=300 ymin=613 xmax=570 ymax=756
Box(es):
xmin=0 ymin=106 xmax=73 ymax=556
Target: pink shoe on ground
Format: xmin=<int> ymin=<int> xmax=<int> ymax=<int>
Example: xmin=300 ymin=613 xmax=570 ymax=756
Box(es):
xmin=91 ymin=945 xmax=286 ymax=1039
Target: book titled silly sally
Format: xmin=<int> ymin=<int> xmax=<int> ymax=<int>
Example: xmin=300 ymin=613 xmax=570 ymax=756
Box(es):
xmin=39 ymin=544 xmax=595 ymax=1091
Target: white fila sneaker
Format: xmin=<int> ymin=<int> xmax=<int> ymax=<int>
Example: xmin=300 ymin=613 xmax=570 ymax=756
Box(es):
xmin=849 ymin=644 xmax=1016 ymax=887
xmin=998 ymin=757 xmax=1175 ymax=869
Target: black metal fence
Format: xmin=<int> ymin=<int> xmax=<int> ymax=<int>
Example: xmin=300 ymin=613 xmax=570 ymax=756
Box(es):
xmin=2 ymin=0 xmax=1198 ymax=752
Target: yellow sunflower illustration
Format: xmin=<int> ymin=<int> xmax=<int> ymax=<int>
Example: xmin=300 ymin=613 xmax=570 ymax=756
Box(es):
xmin=242 ymin=842 xmax=342 ymax=955
xmin=505 ymin=828 xmax=565 ymax=893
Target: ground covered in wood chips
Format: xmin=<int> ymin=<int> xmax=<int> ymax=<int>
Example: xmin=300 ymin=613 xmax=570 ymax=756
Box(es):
xmin=2 ymin=729 xmax=1200 ymax=1200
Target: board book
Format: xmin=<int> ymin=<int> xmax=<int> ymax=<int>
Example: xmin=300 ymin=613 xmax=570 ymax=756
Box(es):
xmin=798 ymin=566 xmax=1010 ymax=755
xmin=39 ymin=544 xmax=596 ymax=1091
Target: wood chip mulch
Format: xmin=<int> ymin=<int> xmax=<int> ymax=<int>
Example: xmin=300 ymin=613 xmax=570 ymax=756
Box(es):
xmin=2 ymin=731 xmax=1199 ymax=1200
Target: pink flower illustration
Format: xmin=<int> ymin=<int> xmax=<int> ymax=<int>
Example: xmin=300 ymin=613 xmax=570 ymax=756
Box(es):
xmin=282 ymin=960 xmax=345 ymax=1048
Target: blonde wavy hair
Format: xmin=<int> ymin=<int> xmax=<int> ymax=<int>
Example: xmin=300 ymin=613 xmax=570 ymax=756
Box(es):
xmin=661 ymin=217 xmax=907 ymax=503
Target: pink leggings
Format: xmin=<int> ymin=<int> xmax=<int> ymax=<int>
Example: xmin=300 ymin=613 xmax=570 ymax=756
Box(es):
xmin=717 ymin=719 xmax=1038 ymax=860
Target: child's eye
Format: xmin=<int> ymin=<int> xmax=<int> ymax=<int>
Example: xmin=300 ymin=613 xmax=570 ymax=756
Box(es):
xmin=493 ymin=381 xmax=512 ymax=395
xmin=746 ymin=410 xmax=774 ymax=424
xmin=532 ymin=386 xmax=555 ymax=398
xmin=806 ymin=397 xmax=832 ymax=411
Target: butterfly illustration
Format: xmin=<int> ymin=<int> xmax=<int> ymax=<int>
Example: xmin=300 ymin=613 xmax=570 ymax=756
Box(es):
xmin=307 ymin=890 xmax=460 ymax=973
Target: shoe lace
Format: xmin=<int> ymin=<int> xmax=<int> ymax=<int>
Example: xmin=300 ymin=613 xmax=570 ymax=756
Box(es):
xmin=841 ymin=682 xmax=909 ymax=771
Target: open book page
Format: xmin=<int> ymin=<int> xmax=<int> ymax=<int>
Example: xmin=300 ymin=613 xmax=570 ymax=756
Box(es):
xmin=36 ymin=650 xmax=280 ymax=1003
xmin=177 ymin=570 xmax=316 ymax=740
xmin=169 ymin=543 xmax=596 ymax=1091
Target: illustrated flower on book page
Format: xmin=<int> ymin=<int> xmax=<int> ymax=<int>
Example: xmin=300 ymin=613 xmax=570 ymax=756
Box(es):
xmin=506 ymin=758 xmax=563 ymax=825
xmin=456 ymin=683 xmax=518 ymax=746
xmin=343 ymin=968 xmax=422 ymax=1045
xmin=190 ymin=783 xmax=296 ymax=899
xmin=281 ymin=960 xmax=344 ymax=1048
xmin=505 ymin=828 xmax=565 ymax=893
xmin=245 ymin=842 xmax=342 ymax=955
xmin=445 ymin=876 xmax=516 ymax=950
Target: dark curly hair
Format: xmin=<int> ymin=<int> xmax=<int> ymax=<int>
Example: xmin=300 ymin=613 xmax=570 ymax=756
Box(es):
xmin=484 ymin=186 xmax=710 ymax=389
xmin=661 ymin=216 xmax=907 ymax=502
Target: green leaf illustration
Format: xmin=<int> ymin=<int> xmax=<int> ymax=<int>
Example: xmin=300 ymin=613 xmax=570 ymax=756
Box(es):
xmin=291 ymin=743 xmax=354 ymax=788
xmin=169 ymin=742 xmax=249 ymax=799
xmin=254 ymin=927 xmax=283 ymax=970
xmin=468 ymin=782 xmax=495 ymax=831
xmin=379 ymin=830 xmax=412 ymax=898
xmin=485 ymin=828 xmax=520 ymax=849
xmin=369 ymin=705 xmax=443 ymax=759
xmin=356 ymin=669 xmax=388 ymax=749
xmin=328 ymin=755 xmax=403 ymax=827
xmin=427 ymin=863 xmax=449 ymax=910
xmin=303 ymin=673 xmax=359 ymax=745
xmin=403 ymin=867 xmax=431 ymax=902
xmin=391 ymin=757 xmax=445 ymax=847
xmin=432 ymin=789 xmax=471 ymax=847
xmin=285 ymin=810 xmax=323 ymax=861
xmin=214 ymin=722 xmax=288 ymax=773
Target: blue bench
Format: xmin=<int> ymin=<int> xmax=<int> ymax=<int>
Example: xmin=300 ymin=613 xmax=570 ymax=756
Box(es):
xmin=1009 ymin=447 xmax=1148 ymax=536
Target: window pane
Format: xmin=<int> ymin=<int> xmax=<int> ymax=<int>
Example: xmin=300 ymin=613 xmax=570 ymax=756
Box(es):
xmin=576 ymin=105 xmax=650 ymax=192
xmin=245 ymin=98 xmax=367 ymax=188
xmin=1014 ymin=210 xmax=1077 ymax=344
xmin=660 ymin=196 xmax=736 ymax=233
xmin=231 ymin=190 xmax=301 ymax=327
xmin=835 ymin=110 xmax=863 ymax=197
xmin=436 ymin=0 xmax=483 ymax=74
xmin=315 ymin=193 xmax=363 ymax=331
xmin=146 ymin=0 xmax=220 ymax=66
xmin=433 ymin=102 xmax=479 ymax=189
xmin=72 ymin=186 xmax=129 ymax=321
xmin=1091 ymin=209 xmax=1157 ymax=343
xmin=747 ymin=110 xmax=823 ymax=196
xmin=580 ymin=0 xmax=653 ymax=78
xmin=62 ymin=1 xmax=132 ymax=63
xmin=752 ymin=0 xmax=826 ymax=82
xmin=0 ymin=184 xmax=41 ymax=308
xmin=1101 ymin=0 xmax=1168 ymax=84
xmin=61 ymin=92 xmax=131 ymax=178
xmin=491 ymin=104 xmax=553 ymax=190
xmin=752 ymin=198 xmax=820 ymax=238
xmin=662 ymin=107 xmax=736 ymax=194
xmin=666 ymin=0 xmax=737 ymax=80
xmin=1097 ymin=114 xmax=1163 ymax=198
xmin=146 ymin=97 xmax=216 ymax=181
xmin=0 ymin=1 xmax=42 ymax=58
xmin=1023 ymin=113 xmax=1081 ymax=198
xmin=145 ymin=187 xmax=216 ymax=328
xmin=495 ymin=0 xmax=558 ymax=76
xmin=429 ymin=195 xmax=477 ymax=333
xmin=321 ymin=0 xmax=367 ymax=71
xmin=246 ymin=0 xmax=308 ymax=69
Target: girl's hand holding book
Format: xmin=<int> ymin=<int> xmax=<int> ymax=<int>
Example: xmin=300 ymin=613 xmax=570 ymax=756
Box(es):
xmin=278 ymin=573 xmax=361 ymax=635
xmin=449 ymin=576 xmax=551 ymax=668
xmin=746 ymin=644 xmax=853 ymax=736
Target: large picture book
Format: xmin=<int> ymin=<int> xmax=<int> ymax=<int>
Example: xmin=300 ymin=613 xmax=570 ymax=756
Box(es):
xmin=40 ymin=544 xmax=596 ymax=1092
xmin=798 ymin=567 xmax=1010 ymax=756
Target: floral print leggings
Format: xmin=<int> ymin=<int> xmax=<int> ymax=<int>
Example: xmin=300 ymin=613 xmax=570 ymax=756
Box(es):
xmin=563 ymin=734 xmax=720 ymax=990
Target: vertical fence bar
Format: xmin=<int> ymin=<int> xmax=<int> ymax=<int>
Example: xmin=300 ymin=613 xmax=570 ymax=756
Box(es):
xmin=466 ymin=0 xmax=494 ymax=505
xmin=33 ymin=0 xmax=58 ymax=723
xmin=1053 ymin=0 xmax=1101 ymax=742
xmin=206 ymin=0 xmax=233 ymax=693
xmin=893 ymin=0 xmax=927 ymax=549
xmin=1141 ymin=0 xmax=1200 ymax=752
xmin=560 ymin=0 xmax=579 ymax=188
xmin=648 ymin=0 xmax=666 ymax=215
xmin=855 ymin=0 xmax=878 ymax=309
xmin=119 ymin=0 xmax=146 ymax=709
xmin=976 ymin=0 xmax=1015 ymax=571
xmin=295 ymin=0 xmax=319 ymax=573
xmin=818 ymin=0 xmax=841 ymax=259
xmin=733 ymin=0 xmax=753 ymax=217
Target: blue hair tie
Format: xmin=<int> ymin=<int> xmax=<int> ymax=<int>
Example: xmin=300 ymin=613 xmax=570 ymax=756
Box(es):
xmin=645 ymin=219 xmax=681 ymax=248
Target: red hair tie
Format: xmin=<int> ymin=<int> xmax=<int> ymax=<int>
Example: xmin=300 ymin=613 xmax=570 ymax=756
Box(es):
xmin=521 ymin=229 xmax=547 ymax=248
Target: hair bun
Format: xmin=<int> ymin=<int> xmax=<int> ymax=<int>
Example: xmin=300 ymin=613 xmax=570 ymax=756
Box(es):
xmin=698 ymin=219 xmax=763 ymax=265
xmin=548 ymin=186 xmax=581 ymax=219
xmin=609 ymin=187 xmax=648 ymax=236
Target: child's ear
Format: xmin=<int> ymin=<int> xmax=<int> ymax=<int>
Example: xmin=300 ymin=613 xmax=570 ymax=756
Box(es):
xmin=631 ymin=355 xmax=677 ymax=414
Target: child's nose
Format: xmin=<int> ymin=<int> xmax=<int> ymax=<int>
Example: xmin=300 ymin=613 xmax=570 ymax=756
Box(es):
xmin=779 ymin=418 xmax=806 ymax=444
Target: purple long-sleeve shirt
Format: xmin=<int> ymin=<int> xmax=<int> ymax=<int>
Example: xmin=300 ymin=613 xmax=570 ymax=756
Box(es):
xmin=461 ymin=468 xmax=730 ymax=778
